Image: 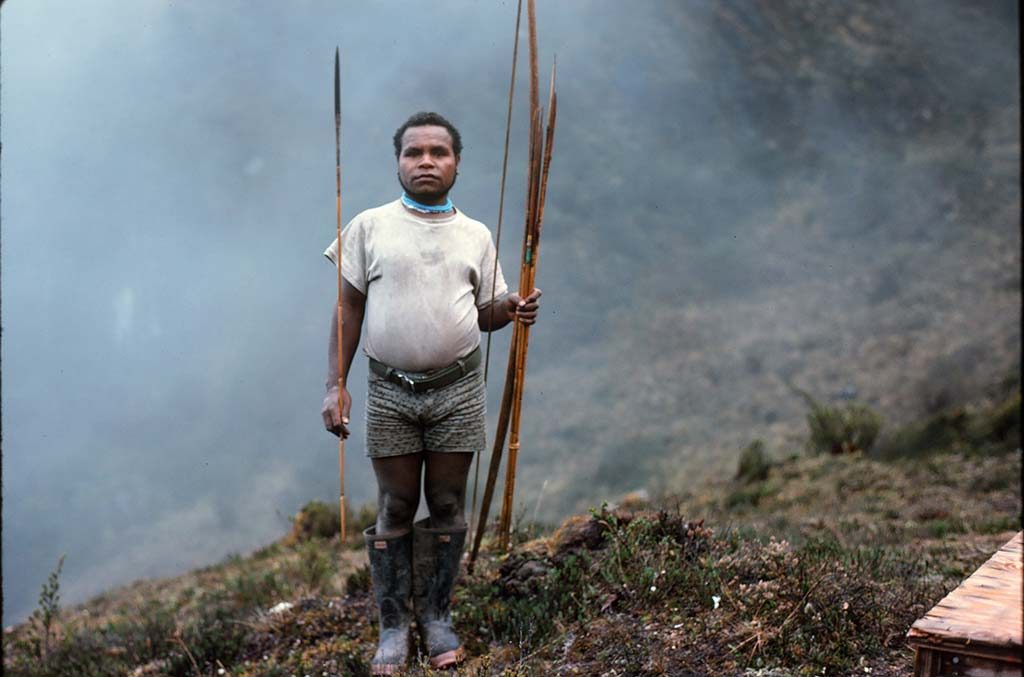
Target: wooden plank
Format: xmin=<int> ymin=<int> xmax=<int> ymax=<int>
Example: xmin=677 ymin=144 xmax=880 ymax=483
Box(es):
xmin=914 ymin=646 xmax=941 ymax=676
xmin=908 ymin=531 xmax=1023 ymax=666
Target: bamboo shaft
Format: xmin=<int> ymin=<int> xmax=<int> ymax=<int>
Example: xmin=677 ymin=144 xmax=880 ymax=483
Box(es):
xmin=497 ymin=61 xmax=557 ymax=550
xmin=497 ymin=108 xmax=545 ymax=550
xmin=527 ymin=0 xmax=539 ymax=119
xmin=468 ymin=323 xmax=520 ymax=570
xmin=334 ymin=48 xmax=347 ymax=543
xmin=492 ymin=108 xmax=540 ymax=551
xmin=483 ymin=0 xmax=523 ymax=385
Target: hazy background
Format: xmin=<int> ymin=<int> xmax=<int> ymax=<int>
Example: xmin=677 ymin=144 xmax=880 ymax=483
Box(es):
xmin=2 ymin=1 xmax=1018 ymax=625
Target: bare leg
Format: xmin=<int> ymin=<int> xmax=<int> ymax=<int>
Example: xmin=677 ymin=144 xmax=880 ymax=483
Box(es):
xmin=423 ymin=451 xmax=474 ymax=528
xmin=372 ymin=452 xmax=424 ymax=534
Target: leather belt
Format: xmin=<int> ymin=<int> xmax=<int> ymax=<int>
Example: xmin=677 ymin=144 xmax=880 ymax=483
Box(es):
xmin=369 ymin=346 xmax=481 ymax=394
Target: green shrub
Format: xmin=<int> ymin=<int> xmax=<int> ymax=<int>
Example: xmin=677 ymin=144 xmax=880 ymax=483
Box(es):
xmin=29 ymin=554 xmax=66 ymax=662
xmin=975 ymin=515 xmax=1019 ymax=534
xmin=118 ymin=599 xmax=177 ymax=665
xmin=735 ymin=439 xmax=771 ymax=484
xmin=927 ymin=518 xmax=967 ymax=540
xmin=876 ymin=409 xmax=968 ymax=459
xmin=725 ymin=482 xmax=775 ymax=508
xmin=226 ymin=568 xmax=286 ymax=611
xmin=875 ymin=390 xmax=1020 ymax=459
xmin=349 ymin=502 xmax=378 ymax=535
xmin=26 ymin=627 xmax=122 ymax=677
xmin=288 ymin=500 xmax=341 ymax=542
xmin=292 ymin=540 xmax=333 ymax=593
xmin=165 ymin=592 xmax=249 ymax=675
xmin=345 ymin=564 xmax=372 ymax=596
xmin=969 ymin=391 xmax=1020 ymax=446
xmin=797 ymin=389 xmax=882 ymax=455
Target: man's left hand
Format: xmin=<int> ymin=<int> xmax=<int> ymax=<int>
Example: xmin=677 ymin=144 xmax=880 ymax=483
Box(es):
xmin=506 ymin=288 xmax=542 ymax=325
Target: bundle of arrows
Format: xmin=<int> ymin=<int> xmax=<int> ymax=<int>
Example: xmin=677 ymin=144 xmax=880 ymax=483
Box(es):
xmin=470 ymin=0 xmax=557 ymax=568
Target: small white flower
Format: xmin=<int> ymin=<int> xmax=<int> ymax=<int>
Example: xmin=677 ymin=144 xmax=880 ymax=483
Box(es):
xmin=218 ymin=670 xmax=226 ymax=676
xmin=712 ymin=595 xmax=721 ymax=609
xmin=650 ymin=585 xmax=657 ymax=592
xmin=268 ymin=601 xmax=294 ymax=615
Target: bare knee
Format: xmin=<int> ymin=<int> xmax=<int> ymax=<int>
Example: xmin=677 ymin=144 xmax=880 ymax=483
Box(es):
xmin=377 ymin=491 xmax=416 ymax=533
xmin=425 ymin=489 xmax=464 ymax=528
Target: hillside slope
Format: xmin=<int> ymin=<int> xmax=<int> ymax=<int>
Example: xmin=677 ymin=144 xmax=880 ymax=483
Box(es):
xmin=5 ymin=395 xmax=1019 ymax=676
xmin=506 ymin=0 xmax=1020 ymax=520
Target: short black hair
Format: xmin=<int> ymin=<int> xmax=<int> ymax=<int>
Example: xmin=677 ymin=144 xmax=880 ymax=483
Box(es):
xmin=393 ymin=111 xmax=463 ymax=159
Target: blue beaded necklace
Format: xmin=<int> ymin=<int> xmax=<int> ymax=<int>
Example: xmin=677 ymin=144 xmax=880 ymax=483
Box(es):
xmin=401 ymin=191 xmax=454 ymax=214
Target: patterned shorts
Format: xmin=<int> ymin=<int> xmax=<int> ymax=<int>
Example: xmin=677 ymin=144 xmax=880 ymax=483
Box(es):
xmin=365 ymin=365 xmax=486 ymax=458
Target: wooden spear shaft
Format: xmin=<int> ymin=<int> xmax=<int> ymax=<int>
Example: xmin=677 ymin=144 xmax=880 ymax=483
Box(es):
xmin=334 ymin=48 xmax=347 ymax=543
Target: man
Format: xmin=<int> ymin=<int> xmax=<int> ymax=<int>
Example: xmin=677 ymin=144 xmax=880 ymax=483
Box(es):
xmin=321 ymin=111 xmax=541 ymax=673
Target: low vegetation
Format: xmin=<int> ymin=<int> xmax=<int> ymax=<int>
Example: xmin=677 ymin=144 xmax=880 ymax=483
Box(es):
xmin=4 ymin=385 xmax=1017 ymax=675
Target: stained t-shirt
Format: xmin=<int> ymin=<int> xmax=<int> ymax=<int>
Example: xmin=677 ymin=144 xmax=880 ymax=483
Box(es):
xmin=324 ymin=199 xmax=508 ymax=372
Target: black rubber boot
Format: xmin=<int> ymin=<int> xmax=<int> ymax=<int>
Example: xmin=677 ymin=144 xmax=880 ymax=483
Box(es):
xmin=412 ymin=518 xmax=467 ymax=669
xmin=364 ymin=526 xmax=413 ymax=676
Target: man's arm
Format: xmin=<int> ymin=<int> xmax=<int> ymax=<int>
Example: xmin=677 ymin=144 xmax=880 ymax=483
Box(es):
xmin=321 ymin=278 xmax=366 ymax=438
xmin=477 ymin=288 xmax=543 ymax=332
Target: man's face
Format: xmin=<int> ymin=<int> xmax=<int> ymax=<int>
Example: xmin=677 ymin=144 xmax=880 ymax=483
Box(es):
xmin=397 ymin=125 xmax=460 ymax=204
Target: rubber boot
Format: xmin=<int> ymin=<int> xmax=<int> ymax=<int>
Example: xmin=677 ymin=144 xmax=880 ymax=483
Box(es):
xmin=412 ymin=518 xmax=467 ymax=669
xmin=364 ymin=526 xmax=413 ymax=676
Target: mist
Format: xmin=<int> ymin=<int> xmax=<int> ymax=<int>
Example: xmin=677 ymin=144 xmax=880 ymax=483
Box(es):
xmin=2 ymin=1 xmax=1018 ymax=625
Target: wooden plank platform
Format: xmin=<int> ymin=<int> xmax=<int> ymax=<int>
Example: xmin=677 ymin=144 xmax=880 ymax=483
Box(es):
xmin=907 ymin=531 xmax=1023 ymax=676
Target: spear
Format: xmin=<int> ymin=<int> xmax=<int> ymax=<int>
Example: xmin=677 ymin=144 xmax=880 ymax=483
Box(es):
xmin=334 ymin=47 xmax=347 ymax=542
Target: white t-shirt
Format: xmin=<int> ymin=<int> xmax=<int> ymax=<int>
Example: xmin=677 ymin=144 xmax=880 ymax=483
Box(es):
xmin=325 ymin=199 xmax=508 ymax=372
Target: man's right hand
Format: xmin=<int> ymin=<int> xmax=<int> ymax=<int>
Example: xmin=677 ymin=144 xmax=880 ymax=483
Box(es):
xmin=322 ymin=384 xmax=352 ymax=439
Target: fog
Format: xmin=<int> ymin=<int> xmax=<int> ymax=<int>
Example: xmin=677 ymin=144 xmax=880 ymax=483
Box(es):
xmin=2 ymin=1 xmax=1018 ymax=624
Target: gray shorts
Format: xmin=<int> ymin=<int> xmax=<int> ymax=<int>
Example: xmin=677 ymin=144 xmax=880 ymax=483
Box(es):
xmin=365 ymin=365 xmax=486 ymax=458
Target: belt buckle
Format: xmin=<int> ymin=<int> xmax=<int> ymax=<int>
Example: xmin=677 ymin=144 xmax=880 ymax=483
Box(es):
xmin=398 ymin=372 xmax=417 ymax=393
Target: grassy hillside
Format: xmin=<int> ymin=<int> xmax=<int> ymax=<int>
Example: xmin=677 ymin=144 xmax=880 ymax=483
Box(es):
xmin=5 ymin=391 xmax=1018 ymax=676
xmin=507 ymin=0 xmax=1020 ymax=521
